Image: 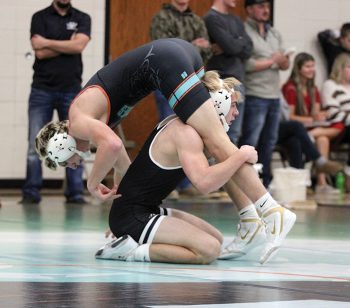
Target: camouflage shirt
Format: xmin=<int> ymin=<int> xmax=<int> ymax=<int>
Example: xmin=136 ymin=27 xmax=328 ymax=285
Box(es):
xmin=150 ymin=3 xmax=212 ymax=63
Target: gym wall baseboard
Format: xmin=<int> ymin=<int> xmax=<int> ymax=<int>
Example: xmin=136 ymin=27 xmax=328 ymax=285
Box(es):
xmin=0 ymin=180 xmax=87 ymax=189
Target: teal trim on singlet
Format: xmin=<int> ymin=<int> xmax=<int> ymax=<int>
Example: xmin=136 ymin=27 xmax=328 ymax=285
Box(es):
xmin=168 ymin=73 xmax=201 ymax=108
xmin=197 ymin=67 xmax=205 ymax=78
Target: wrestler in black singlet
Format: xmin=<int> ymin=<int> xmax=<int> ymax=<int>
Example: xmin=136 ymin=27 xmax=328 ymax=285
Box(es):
xmin=82 ymin=38 xmax=210 ymax=128
xmin=109 ymin=116 xmax=185 ymax=244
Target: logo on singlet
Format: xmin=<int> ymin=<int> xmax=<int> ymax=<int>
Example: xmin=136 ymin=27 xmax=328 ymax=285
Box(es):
xmin=117 ymin=105 xmax=134 ymax=118
xmin=181 ymin=71 xmax=188 ymax=79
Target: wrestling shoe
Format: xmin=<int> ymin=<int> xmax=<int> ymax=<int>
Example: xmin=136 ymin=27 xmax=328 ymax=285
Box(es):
xmin=259 ymin=206 xmax=296 ymax=264
xmin=95 ymin=235 xmax=139 ymax=261
xmin=218 ymin=218 xmax=266 ymax=260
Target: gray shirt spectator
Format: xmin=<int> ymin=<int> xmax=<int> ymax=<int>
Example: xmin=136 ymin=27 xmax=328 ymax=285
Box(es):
xmin=239 ymin=0 xmax=290 ymax=187
xmin=204 ymin=4 xmax=252 ymax=81
xmin=244 ymin=17 xmax=285 ymax=98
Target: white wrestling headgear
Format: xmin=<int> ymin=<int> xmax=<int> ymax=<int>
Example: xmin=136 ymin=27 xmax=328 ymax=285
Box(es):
xmin=209 ymin=81 xmax=234 ymax=132
xmin=46 ymin=132 xmax=91 ymax=167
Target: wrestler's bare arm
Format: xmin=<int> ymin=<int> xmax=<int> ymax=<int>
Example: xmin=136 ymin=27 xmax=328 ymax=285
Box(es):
xmin=175 ymin=125 xmax=257 ymax=194
xmin=113 ymin=145 xmax=131 ymax=186
xmin=186 ymin=99 xmax=268 ymax=201
xmin=70 ymin=116 xmax=124 ymax=201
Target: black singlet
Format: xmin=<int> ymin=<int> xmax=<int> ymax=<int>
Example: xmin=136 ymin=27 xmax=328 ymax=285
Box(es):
xmin=83 ymin=38 xmax=210 ymax=127
xmin=108 ymin=116 xmax=185 ymax=242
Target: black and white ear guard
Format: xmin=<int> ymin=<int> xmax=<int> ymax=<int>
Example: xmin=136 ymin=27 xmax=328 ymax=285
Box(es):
xmin=46 ymin=132 xmax=91 ymax=167
xmin=209 ymin=87 xmax=234 ymax=132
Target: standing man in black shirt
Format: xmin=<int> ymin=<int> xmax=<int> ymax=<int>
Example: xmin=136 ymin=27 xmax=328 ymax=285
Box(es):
xmin=204 ymin=0 xmax=253 ymax=145
xmin=20 ymin=0 xmax=91 ymax=204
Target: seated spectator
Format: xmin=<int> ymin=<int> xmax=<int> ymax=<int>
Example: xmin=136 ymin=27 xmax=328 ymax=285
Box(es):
xmin=318 ymin=23 xmax=350 ymax=75
xmin=282 ymin=52 xmax=343 ymax=194
xmin=322 ymin=53 xmax=350 ymax=190
xmin=277 ymin=96 xmax=343 ymax=175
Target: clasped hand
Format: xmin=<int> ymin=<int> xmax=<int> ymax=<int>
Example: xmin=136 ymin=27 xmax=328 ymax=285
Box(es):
xmin=239 ymin=145 xmax=258 ymax=164
xmin=88 ymin=183 xmax=121 ymax=202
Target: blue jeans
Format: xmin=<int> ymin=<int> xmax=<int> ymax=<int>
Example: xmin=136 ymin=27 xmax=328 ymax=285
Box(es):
xmin=154 ymin=90 xmax=190 ymax=190
xmin=22 ymin=87 xmax=84 ymax=201
xmin=239 ymin=96 xmax=280 ymax=187
xmin=278 ymin=120 xmax=320 ymax=168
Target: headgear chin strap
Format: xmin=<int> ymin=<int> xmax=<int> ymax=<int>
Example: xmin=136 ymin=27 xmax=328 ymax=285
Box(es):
xmin=209 ymin=86 xmax=234 ymax=132
xmin=46 ymin=132 xmax=91 ymax=167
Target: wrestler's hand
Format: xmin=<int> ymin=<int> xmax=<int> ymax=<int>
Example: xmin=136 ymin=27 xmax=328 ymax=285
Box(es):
xmin=105 ymin=228 xmax=116 ymax=239
xmin=239 ymin=145 xmax=258 ymax=164
xmin=88 ymin=183 xmax=121 ymax=202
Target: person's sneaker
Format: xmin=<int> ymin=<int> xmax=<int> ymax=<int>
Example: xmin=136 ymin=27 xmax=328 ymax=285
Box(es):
xmin=259 ymin=206 xmax=296 ymax=264
xmin=315 ymin=160 xmax=343 ymax=175
xmin=95 ymin=235 xmax=139 ymax=261
xmin=218 ymin=218 xmax=266 ymax=260
xmin=315 ymin=184 xmax=340 ymax=195
xmin=18 ymin=197 xmax=40 ymax=205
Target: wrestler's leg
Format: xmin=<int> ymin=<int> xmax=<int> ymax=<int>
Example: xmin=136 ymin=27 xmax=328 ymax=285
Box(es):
xmin=103 ymin=205 xmax=221 ymax=264
xmin=170 ymin=209 xmax=223 ymax=244
xmin=150 ymin=215 xmax=221 ymax=264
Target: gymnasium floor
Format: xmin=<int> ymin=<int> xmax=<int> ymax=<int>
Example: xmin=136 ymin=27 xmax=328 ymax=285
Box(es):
xmin=0 ymin=194 xmax=349 ymax=307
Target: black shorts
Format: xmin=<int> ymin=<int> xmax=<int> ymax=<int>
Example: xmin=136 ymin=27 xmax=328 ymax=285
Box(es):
xmin=109 ymin=204 xmax=171 ymax=244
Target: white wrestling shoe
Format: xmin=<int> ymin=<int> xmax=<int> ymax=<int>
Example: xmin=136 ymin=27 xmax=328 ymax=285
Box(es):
xmin=218 ymin=218 xmax=266 ymax=260
xmin=259 ymin=206 xmax=296 ymax=264
xmin=95 ymin=235 xmax=139 ymax=261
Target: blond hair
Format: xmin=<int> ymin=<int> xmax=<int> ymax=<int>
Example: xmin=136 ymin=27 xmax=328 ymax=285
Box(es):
xmin=201 ymin=70 xmax=242 ymax=102
xmin=35 ymin=120 xmax=69 ymax=171
xmin=330 ymin=53 xmax=350 ymax=84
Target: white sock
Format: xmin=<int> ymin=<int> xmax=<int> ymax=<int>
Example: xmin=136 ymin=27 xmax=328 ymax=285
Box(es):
xmin=239 ymin=204 xmax=259 ymax=219
xmin=254 ymin=192 xmax=279 ymax=214
xmin=126 ymin=244 xmax=150 ymax=262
